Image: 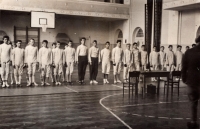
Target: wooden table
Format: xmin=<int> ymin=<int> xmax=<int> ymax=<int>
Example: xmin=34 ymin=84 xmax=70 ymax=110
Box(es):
xmin=140 ymin=71 xmax=170 ymax=98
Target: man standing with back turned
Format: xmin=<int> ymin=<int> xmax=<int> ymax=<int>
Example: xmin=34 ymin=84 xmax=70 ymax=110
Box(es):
xmin=182 ymin=35 xmax=200 ymax=129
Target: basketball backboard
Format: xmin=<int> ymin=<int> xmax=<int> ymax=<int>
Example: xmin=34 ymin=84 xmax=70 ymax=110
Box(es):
xmin=31 ymin=11 xmax=55 ymax=29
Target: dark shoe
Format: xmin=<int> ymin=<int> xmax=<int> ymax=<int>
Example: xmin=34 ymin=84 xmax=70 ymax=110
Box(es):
xmin=187 ymin=122 xmax=199 ymax=129
xmin=82 ymin=80 xmax=85 ymax=85
xmin=78 ymin=81 xmax=82 ymax=84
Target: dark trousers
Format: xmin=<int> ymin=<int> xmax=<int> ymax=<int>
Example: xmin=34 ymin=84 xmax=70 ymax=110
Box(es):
xmin=89 ymin=57 xmax=98 ymax=80
xmin=188 ymin=86 xmax=200 ymax=121
xmin=78 ymin=56 xmax=88 ymax=81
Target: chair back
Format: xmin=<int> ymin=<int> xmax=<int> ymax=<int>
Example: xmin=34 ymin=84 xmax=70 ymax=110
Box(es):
xmin=129 ymin=71 xmax=140 ymax=77
xmin=171 ymin=71 xmax=181 ymax=81
xmin=172 ymin=71 xmax=181 ymax=77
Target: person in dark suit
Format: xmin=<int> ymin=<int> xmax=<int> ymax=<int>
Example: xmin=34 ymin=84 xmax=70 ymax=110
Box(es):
xmin=182 ymin=35 xmax=200 ymax=129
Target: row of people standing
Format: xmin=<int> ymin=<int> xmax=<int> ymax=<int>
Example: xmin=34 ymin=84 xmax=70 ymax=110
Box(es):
xmin=0 ymin=35 xmax=186 ymax=87
xmin=76 ymin=39 xmax=186 ymax=84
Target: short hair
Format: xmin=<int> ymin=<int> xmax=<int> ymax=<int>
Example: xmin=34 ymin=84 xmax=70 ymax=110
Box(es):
xmin=56 ymin=41 xmax=61 ymax=44
xmin=93 ymin=40 xmax=97 ymax=44
xmin=153 ymin=46 xmax=157 ymax=48
xmin=81 ymin=37 xmax=86 ymax=41
xmin=177 ymin=45 xmax=182 ymax=48
xmin=42 ymin=40 xmax=48 ymax=44
xmin=65 ymin=43 xmax=68 ymax=46
xmin=192 ymin=44 xmax=196 ymax=47
xmin=68 ymin=40 xmax=73 ymax=43
xmin=9 ymin=41 xmax=13 ymax=45
xmin=116 ymin=40 xmax=121 ymax=43
xmin=186 ymin=46 xmax=190 ymax=49
xmin=160 ymin=46 xmax=164 ymax=49
xmin=52 ymin=42 xmax=56 ymax=46
xmin=105 ymin=41 xmax=110 ymax=45
xmin=168 ymin=45 xmax=173 ymax=48
xmin=16 ymin=40 xmax=22 ymax=43
xmin=30 ymin=38 xmax=35 ymax=42
xmin=141 ymin=45 xmax=145 ymax=47
xmin=133 ymin=42 xmax=137 ymax=46
xmin=3 ymin=36 xmax=9 ymax=40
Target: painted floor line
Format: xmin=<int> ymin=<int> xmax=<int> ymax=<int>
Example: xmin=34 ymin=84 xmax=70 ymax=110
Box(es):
xmin=111 ymin=84 xmax=123 ymax=89
xmin=100 ymin=93 xmax=132 ymax=129
xmin=65 ymin=86 xmax=79 ymax=93
xmin=111 ymin=84 xmax=130 ymax=90
xmin=113 ymin=101 xmax=188 ymax=108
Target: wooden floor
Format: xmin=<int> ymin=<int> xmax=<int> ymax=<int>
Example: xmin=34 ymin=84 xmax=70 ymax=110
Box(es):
xmin=0 ymin=70 xmax=195 ymax=129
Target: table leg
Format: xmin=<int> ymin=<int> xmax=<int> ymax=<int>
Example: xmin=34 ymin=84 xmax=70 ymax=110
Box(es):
xmin=135 ymin=79 xmax=137 ymax=97
xmin=167 ymin=76 xmax=169 ymax=97
xmin=143 ymin=76 xmax=146 ymax=98
xmin=157 ymin=77 xmax=160 ymax=96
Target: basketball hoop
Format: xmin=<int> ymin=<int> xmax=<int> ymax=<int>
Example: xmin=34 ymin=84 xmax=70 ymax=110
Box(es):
xmin=42 ymin=25 xmax=47 ymax=32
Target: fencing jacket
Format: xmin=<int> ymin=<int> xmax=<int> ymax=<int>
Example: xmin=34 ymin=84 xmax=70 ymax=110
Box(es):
xmin=150 ymin=51 xmax=159 ymax=65
xmin=38 ymin=47 xmax=52 ymax=66
xmin=112 ymin=46 xmax=123 ymax=63
xmin=25 ymin=45 xmax=38 ymax=64
xmin=166 ymin=50 xmax=175 ymax=65
xmin=64 ymin=47 xmax=76 ymax=63
xmin=0 ymin=43 xmax=12 ymax=63
xmin=123 ymin=49 xmax=133 ymax=65
xmin=52 ymin=48 xmax=65 ymax=65
xmin=13 ymin=47 xmax=24 ymax=66
xmin=175 ymin=51 xmax=183 ymax=65
xmin=140 ymin=50 xmax=148 ymax=65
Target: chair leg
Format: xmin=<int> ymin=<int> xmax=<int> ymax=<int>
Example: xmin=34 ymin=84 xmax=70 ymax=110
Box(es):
xmin=178 ymin=83 xmax=179 ymax=96
xmin=171 ymin=83 xmax=173 ymax=95
xmin=129 ymin=83 xmax=130 ymax=98
xmin=164 ymin=83 xmax=166 ymax=94
xmin=132 ymin=84 xmax=133 ymax=97
xmin=123 ymin=84 xmax=124 ymax=97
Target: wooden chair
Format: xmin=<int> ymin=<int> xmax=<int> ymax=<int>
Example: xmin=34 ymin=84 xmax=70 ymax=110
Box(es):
xmin=164 ymin=71 xmax=181 ymax=96
xmin=123 ymin=71 xmax=140 ymax=97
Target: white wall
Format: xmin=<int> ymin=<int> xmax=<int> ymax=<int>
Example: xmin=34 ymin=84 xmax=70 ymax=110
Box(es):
xmin=161 ymin=8 xmax=200 ymax=52
xmin=180 ymin=10 xmax=196 ymax=45
xmin=130 ymin=0 xmax=146 ymax=44
xmin=0 ymin=12 xmax=110 ymax=48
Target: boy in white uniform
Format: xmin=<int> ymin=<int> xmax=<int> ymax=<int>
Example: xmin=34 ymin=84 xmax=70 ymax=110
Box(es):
xmin=100 ymin=42 xmax=111 ymax=84
xmin=140 ymin=45 xmax=148 ymax=71
xmin=52 ymin=42 xmax=65 ymax=85
xmin=25 ymin=39 xmax=38 ymax=86
xmin=123 ymin=43 xmax=133 ymax=83
xmin=23 ymin=42 xmax=29 ymax=84
xmin=64 ymin=40 xmax=76 ymax=85
xmin=51 ymin=42 xmax=56 ymax=83
xmin=149 ymin=46 xmax=160 ymax=81
xmin=112 ymin=40 xmax=123 ymax=84
xmin=175 ymin=45 xmax=183 ymax=71
xmin=132 ymin=42 xmax=140 ymax=71
xmin=88 ymin=40 xmax=100 ymax=84
xmin=62 ymin=43 xmax=68 ymax=82
xmin=159 ymin=46 xmax=166 ymax=71
xmin=166 ymin=45 xmax=175 ymax=71
xmin=0 ymin=36 xmax=12 ymax=87
xmin=12 ymin=40 xmax=24 ymax=86
xmin=10 ymin=41 xmax=16 ymax=85
xmin=38 ymin=40 xmax=52 ymax=86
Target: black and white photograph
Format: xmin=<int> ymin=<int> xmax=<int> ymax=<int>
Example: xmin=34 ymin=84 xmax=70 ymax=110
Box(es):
xmin=0 ymin=0 xmax=199 ymax=129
